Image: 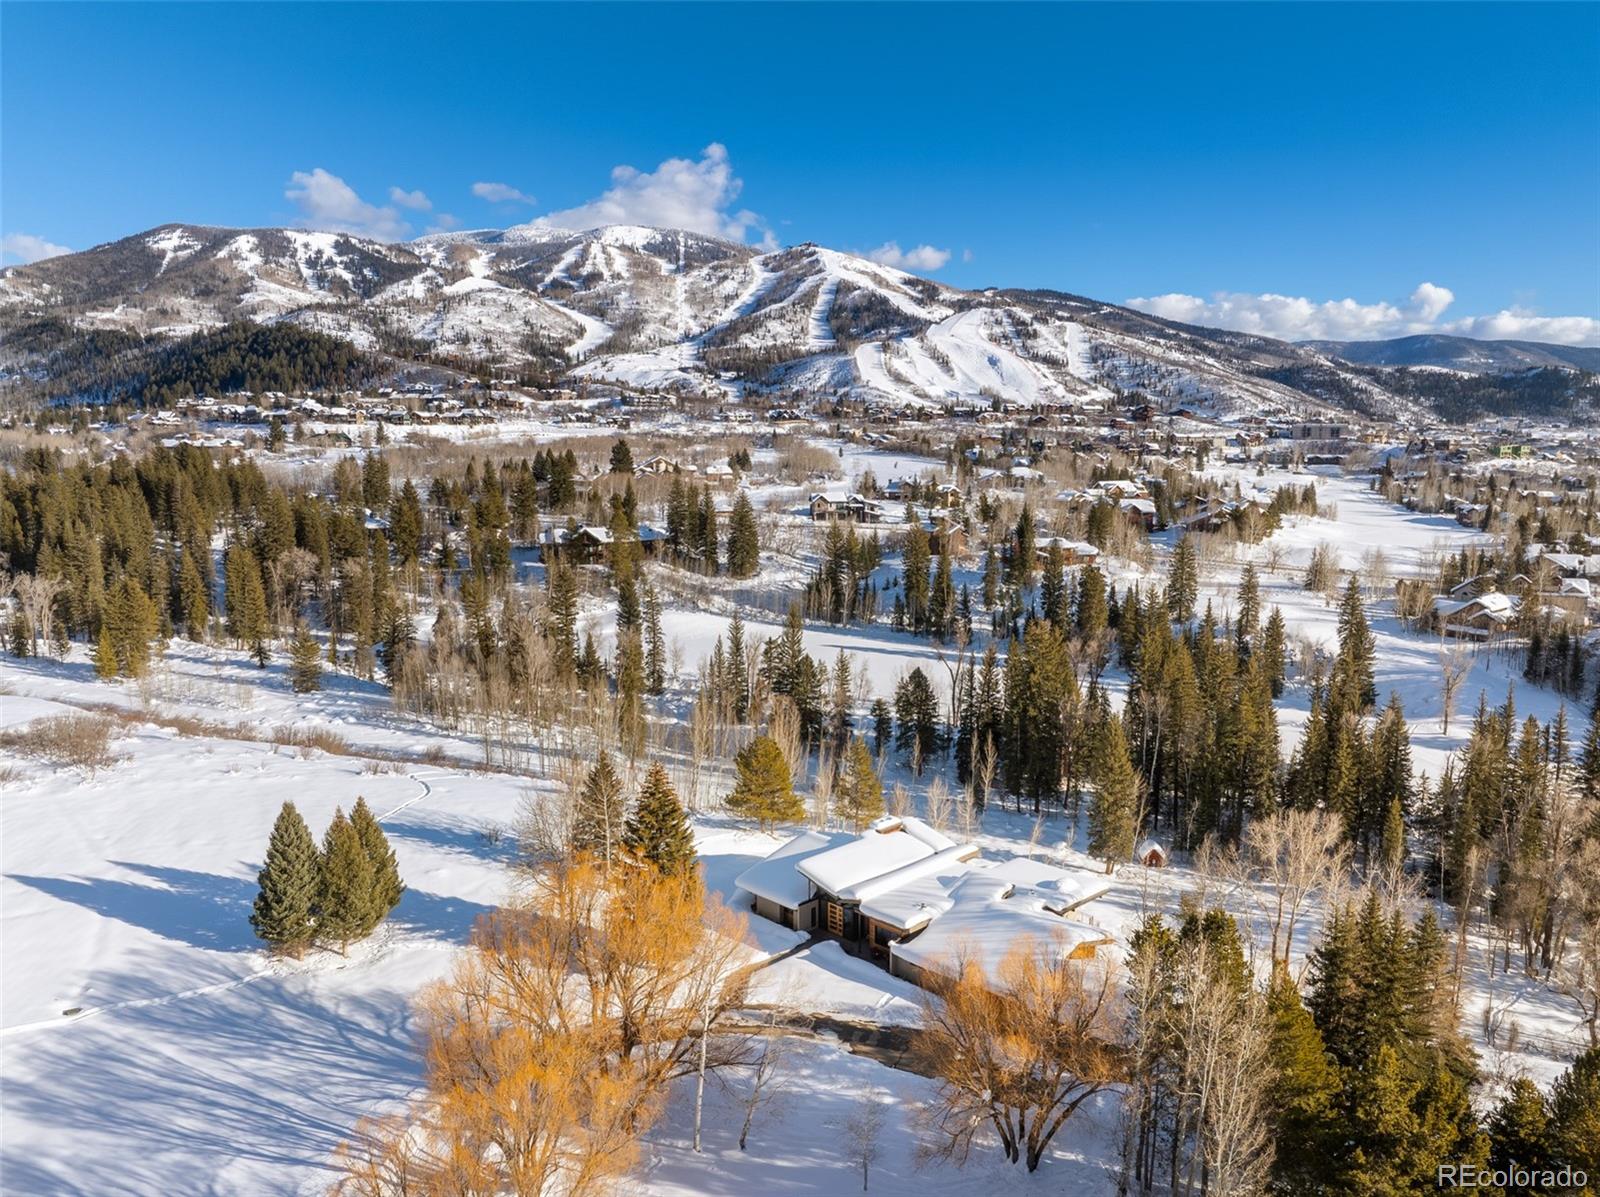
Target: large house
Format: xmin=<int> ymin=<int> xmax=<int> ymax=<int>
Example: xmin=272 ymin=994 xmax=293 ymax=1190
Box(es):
xmin=808 ymin=492 xmax=886 ymax=524
xmin=734 ymin=816 xmax=1115 ymax=986
xmin=537 ymin=523 xmax=668 ymax=564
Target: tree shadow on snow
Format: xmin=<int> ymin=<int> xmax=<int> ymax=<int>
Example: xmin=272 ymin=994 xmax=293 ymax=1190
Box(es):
xmin=8 ymin=862 xmax=259 ymax=952
xmin=0 ymin=954 xmax=422 ymax=1196
xmin=387 ymin=887 xmax=498 ymax=942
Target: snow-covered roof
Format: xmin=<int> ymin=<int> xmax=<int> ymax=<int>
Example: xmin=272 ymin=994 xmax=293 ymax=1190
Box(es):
xmin=1037 ymin=536 xmax=1099 ymax=557
xmin=733 ymin=830 xmax=852 ymax=908
xmin=854 ymin=845 xmax=981 ymax=931
xmin=797 ymin=816 xmax=958 ymax=899
xmin=1136 ymin=837 xmax=1167 ymax=860
xmin=890 ymin=865 xmax=1116 ymax=987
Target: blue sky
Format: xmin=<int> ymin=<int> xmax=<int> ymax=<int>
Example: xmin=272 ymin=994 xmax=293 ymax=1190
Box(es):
xmin=4 ymin=2 xmax=1598 ymax=343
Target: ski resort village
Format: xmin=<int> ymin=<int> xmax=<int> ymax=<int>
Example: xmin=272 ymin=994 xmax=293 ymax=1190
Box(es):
xmin=2 ymin=220 xmax=1599 ymax=1197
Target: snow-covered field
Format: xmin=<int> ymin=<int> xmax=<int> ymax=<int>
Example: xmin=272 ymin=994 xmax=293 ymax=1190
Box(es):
xmin=1 ymin=460 xmax=1593 ymax=1194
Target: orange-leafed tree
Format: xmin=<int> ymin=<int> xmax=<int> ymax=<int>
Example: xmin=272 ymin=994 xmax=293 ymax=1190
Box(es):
xmin=916 ymin=937 xmax=1122 ymax=1173
xmin=333 ymin=856 xmax=753 ymax=1195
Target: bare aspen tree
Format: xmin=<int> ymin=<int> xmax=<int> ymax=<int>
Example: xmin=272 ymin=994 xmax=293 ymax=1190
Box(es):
xmin=838 ymin=1088 xmax=889 ymax=1191
xmin=1236 ymin=809 xmax=1352 ymax=967
xmin=738 ymin=1007 xmax=792 ymax=1151
xmin=925 ymin=775 xmax=952 ymax=832
xmin=888 ymin=781 xmax=912 ymax=820
xmin=1438 ymin=647 xmax=1470 ymax=736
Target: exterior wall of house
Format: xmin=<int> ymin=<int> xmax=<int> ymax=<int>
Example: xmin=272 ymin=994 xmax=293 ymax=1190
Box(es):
xmin=753 ymin=894 xmax=819 ymax=931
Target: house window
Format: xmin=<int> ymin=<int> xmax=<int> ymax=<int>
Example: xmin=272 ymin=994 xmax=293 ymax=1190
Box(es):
xmin=825 ymin=903 xmax=844 ymax=936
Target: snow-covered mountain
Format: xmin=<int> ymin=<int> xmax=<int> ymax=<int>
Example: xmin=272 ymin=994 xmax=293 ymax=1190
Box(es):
xmin=2 ymin=221 xmax=1587 ymax=422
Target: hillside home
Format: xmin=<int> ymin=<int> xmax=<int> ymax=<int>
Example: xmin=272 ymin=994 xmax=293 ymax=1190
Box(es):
xmin=1434 ymin=591 xmax=1519 ymax=640
xmin=537 ymin=524 xmax=668 ymax=564
xmin=735 ymin=817 xmax=1115 ymax=984
xmin=1036 ymin=536 xmax=1100 ymax=566
xmin=808 ymin=493 xmax=886 ymax=524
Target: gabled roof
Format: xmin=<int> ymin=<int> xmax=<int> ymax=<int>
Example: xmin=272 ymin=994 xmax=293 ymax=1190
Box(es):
xmin=797 ymin=816 xmax=958 ymax=899
xmin=733 ymin=830 xmax=853 ymax=908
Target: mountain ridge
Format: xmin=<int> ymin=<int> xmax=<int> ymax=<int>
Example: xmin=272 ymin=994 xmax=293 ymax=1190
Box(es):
xmin=2 ymin=220 xmax=1594 ymax=423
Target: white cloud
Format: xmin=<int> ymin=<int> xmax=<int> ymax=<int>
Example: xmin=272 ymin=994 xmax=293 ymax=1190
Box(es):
xmin=388 ymin=186 xmax=432 ymax=211
xmin=472 ymin=181 xmax=535 ymax=205
xmin=1439 ymin=309 xmax=1600 ymax=346
xmin=426 ymin=214 xmax=461 ymax=234
xmin=531 ymin=143 xmax=768 ymax=244
xmin=865 ymin=241 xmax=952 ymax=272
xmin=962 ymin=248 xmax=974 ymax=264
xmin=1124 ymin=281 xmax=1599 ymax=347
xmin=1 ymin=233 xmax=72 ymax=264
xmin=285 ymin=168 xmax=409 ymax=240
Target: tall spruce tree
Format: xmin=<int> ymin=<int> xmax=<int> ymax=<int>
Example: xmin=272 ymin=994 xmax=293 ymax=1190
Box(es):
xmin=317 ymin=807 xmax=377 ymax=954
xmin=350 ymin=796 xmax=404 ymax=922
xmin=250 ymin=801 xmax=321 ymax=957
xmin=1166 ymin=535 xmax=1198 ymax=625
xmin=623 ymin=761 xmax=696 ymax=876
xmin=725 ymin=491 xmax=761 ymax=578
xmin=224 ymin=542 xmax=270 ymax=665
xmin=1087 ymin=713 xmax=1138 ymax=873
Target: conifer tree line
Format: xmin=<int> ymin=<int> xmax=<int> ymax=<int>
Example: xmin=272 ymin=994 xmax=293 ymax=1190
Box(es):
xmin=1121 ymin=897 xmax=1600 ymax=1196
xmin=251 ymin=797 xmax=404 ymax=957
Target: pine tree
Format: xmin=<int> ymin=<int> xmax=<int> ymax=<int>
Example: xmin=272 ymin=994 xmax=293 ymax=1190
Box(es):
xmin=572 ymin=752 xmax=628 ymax=867
xmin=9 ymin=608 xmax=28 ymax=658
xmin=1265 ymin=966 xmax=1342 ymax=1194
xmin=623 ymin=761 xmax=696 ymax=876
xmin=834 ymin=736 xmax=885 ymax=831
xmin=105 ymin=576 xmax=158 ymax=677
xmin=317 ymin=807 xmax=377 ymax=954
xmin=250 ymin=801 xmax=321 ymax=957
xmin=1547 ymin=1046 xmax=1600 ymax=1179
xmin=224 ymin=542 xmax=270 ymax=665
xmin=1087 ymin=713 xmax=1138 ymax=872
xmin=94 ymin=622 xmax=119 ymax=679
xmin=350 ymin=796 xmax=404 ymax=922
xmin=1331 ymin=576 xmax=1377 ymax=714
xmin=1261 ymin=605 xmax=1288 ymax=696
xmin=1076 ymin=562 xmax=1108 ymax=639
xmin=290 ymin=623 xmax=322 ymax=692
xmin=727 ymin=735 xmax=803 ymax=830
xmin=1486 ymin=1076 xmax=1551 ymax=1175
xmin=1167 ymin=535 xmax=1198 ymax=624
xmin=725 ymin=491 xmax=761 ymax=578
xmin=644 ymin=583 xmax=667 ymax=695
xmin=616 ymin=631 xmax=647 ymax=759
xmin=1236 ymin=561 xmax=1261 ymax=652
xmin=871 ymin=698 xmax=892 ymax=760
xmin=545 ymin=560 xmax=579 ymax=676
xmin=179 ymin=549 xmax=209 ymax=642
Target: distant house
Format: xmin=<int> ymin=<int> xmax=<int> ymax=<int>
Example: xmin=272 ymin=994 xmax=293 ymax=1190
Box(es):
xmin=927 ymin=514 xmax=968 ymax=558
xmin=1036 ymin=536 xmax=1100 ymax=567
xmin=538 ymin=523 xmax=667 ymax=564
xmin=1120 ymin=497 xmax=1160 ymax=531
xmin=1434 ymin=591 xmax=1519 ymax=640
xmin=636 ymin=454 xmax=682 ymax=476
xmin=735 ymin=817 xmax=1116 ymax=988
xmin=809 ymin=493 xmax=885 ymax=524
